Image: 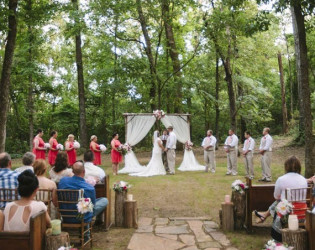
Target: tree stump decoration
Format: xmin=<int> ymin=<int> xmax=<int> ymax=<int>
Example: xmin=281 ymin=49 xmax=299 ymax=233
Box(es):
xmin=231 ymin=190 xmax=246 ymax=230
xmin=115 ymin=190 xmax=127 ymax=227
xmin=45 ymin=231 xmax=70 ymax=250
xmin=281 ymin=228 xmax=308 ymax=250
xmin=221 ymin=202 xmax=234 ymax=231
xmin=124 ymin=200 xmax=138 ymax=228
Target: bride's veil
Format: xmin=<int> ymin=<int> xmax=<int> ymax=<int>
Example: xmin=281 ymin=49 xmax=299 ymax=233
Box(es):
xmin=153 ymin=130 xmax=159 ymax=144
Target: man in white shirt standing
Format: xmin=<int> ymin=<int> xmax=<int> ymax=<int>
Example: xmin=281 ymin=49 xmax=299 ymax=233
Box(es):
xmin=202 ymin=130 xmax=217 ymax=173
xmin=83 ymin=150 xmax=106 ymax=183
xmin=224 ymin=129 xmax=239 ymax=176
xmin=242 ymin=131 xmax=255 ymax=179
xmin=259 ymin=127 xmax=273 ymax=182
xmin=165 ymin=126 xmax=177 ymax=175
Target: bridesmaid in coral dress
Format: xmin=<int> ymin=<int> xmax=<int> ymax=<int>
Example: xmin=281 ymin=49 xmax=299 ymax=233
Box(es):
xmin=90 ymin=135 xmax=101 ymax=166
xmin=111 ymin=133 xmax=122 ymax=175
xmin=48 ymin=130 xmax=59 ymax=166
xmin=32 ymin=129 xmax=46 ymax=160
xmin=65 ymin=134 xmax=77 ymax=166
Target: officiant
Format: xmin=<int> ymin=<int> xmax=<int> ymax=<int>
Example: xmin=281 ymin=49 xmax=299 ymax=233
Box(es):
xmin=160 ymin=129 xmax=170 ymax=173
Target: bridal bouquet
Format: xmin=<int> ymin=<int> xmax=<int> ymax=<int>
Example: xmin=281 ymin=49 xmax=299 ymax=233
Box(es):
xmin=44 ymin=143 xmax=50 ymax=149
xmin=73 ymin=141 xmax=80 ymax=149
xmin=153 ymin=110 xmax=165 ymax=120
xmin=57 ymin=144 xmax=64 ymax=151
xmin=264 ymin=239 xmax=293 ymax=250
xmin=275 ymin=199 xmax=293 ymax=225
xmin=118 ymin=144 xmax=132 ymax=156
xmin=185 ymin=140 xmax=193 ymax=151
xmin=100 ymin=144 xmax=107 ymax=152
xmin=76 ymin=198 xmax=94 ymax=220
xmin=113 ymin=181 xmax=131 ymax=193
xmin=231 ymin=180 xmax=246 ymax=194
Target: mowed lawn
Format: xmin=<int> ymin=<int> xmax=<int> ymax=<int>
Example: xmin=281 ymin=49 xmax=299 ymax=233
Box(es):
xmin=10 ymin=136 xmax=306 ymax=249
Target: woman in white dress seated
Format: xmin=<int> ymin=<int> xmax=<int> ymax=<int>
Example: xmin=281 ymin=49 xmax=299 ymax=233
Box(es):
xmin=130 ymin=131 xmax=166 ymax=177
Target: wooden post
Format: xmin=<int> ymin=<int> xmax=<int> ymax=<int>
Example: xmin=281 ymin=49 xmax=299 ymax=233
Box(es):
xmin=281 ymin=228 xmax=308 ymax=250
xmin=221 ymin=202 xmax=234 ymax=231
xmin=306 ymin=211 xmax=315 ymax=250
xmin=115 ymin=191 xmax=127 ymax=227
xmin=45 ymin=232 xmax=70 ymax=250
xmin=124 ymin=200 xmax=138 ymax=228
xmin=231 ymin=191 xmax=246 ymax=230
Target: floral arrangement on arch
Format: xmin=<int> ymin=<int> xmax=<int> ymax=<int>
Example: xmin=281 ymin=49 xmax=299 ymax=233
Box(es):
xmin=231 ymin=180 xmax=246 ymax=194
xmin=275 ymin=199 xmax=293 ymax=225
xmin=185 ymin=140 xmax=193 ymax=151
xmin=113 ymin=181 xmax=131 ymax=193
xmin=76 ymin=198 xmax=94 ymax=220
xmin=118 ymin=143 xmax=132 ymax=156
xmin=153 ymin=110 xmax=165 ymax=120
xmin=264 ymin=239 xmax=293 ymax=250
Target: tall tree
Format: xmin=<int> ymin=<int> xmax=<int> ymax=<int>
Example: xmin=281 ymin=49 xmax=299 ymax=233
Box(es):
xmin=277 ymin=52 xmax=288 ymax=134
xmin=71 ymin=0 xmax=88 ymax=148
xmin=0 ymin=0 xmax=19 ymax=152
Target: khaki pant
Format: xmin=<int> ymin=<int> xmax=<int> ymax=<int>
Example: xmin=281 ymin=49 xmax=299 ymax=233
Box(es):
xmin=261 ymin=151 xmax=272 ymax=180
xmin=244 ymin=151 xmax=254 ymax=178
xmin=167 ymin=149 xmax=176 ymax=174
xmin=227 ymin=149 xmax=238 ymax=175
xmin=204 ymin=150 xmax=216 ymax=172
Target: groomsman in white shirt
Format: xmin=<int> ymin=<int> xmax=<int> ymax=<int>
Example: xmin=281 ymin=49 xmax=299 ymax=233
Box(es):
xmin=202 ymin=130 xmax=217 ymax=173
xmin=242 ymin=131 xmax=255 ymax=180
xmin=259 ymin=127 xmax=273 ymax=182
xmin=165 ymin=126 xmax=177 ymax=175
xmin=224 ymin=129 xmax=239 ymax=176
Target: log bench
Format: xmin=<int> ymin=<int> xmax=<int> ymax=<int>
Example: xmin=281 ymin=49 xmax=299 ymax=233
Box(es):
xmin=95 ymin=175 xmax=112 ymax=230
xmin=0 ymin=210 xmax=46 ymax=250
xmin=245 ymin=178 xmax=275 ymax=232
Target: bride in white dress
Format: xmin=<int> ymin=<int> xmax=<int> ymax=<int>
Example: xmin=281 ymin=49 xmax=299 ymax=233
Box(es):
xmin=130 ymin=131 xmax=166 ymax=177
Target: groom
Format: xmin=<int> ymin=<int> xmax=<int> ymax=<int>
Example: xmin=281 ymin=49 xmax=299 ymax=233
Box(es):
xmin=165 ymin=126 xmax=177 ymax=175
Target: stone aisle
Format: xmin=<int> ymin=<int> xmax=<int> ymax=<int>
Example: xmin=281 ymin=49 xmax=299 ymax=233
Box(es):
xmin=127 ymin=217 xmax=239 ymax=250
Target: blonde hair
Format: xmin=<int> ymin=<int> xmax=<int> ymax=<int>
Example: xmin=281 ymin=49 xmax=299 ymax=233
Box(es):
xmin=33 ymin=159 xmax=48 ymax=176
xmin=90 ymin=135 xmax=97 ymax=141
xmin=67 ymin=134 xmax=74 ymax=141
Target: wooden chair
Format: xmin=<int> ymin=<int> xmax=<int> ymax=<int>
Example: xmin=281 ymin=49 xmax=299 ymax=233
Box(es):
xmin=0 ymin=210 xmax=46 ymax=250
xmin=56 ymin=189 xmax=93 ymax=249
xmin=35 ymin=189 xmax=53 ymax=216
xmin=245 ymin=178 xmax=275 ymax=232
xmin=95 ymin=175 xmax=112 ymax=230
xmin=0 ymin=188 xmax=18 ymax=209
xmin=306 ymin=210 xmax=315 ymax=250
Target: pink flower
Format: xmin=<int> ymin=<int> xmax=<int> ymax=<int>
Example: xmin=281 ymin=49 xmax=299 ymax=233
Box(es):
xmin=239 ymin=184 xmax=245 ymax=189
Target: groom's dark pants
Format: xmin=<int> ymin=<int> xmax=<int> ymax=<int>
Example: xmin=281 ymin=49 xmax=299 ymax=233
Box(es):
xmin=162 ymin=140 xmax=170 ymax=172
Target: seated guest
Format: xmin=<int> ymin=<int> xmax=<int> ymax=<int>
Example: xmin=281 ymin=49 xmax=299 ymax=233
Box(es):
xmin=0 ymin=153 xmax=19 ymax=208
xmin=14 ymin=152 xmax=36 ymax=173
xmin=58 ymin=161 xmax=108 ymax=224
xmin=49 ymin=151 xmax=73 ymax=183
xmin=0 ymin=210 xmax=3 ymax=231
xmin=84 ymin=150 xmax=105 ymax=183
xmin=2 ymin=170 xmax=51 ymax=231
xmin=255 ymin=156 xmax=307 ymax=242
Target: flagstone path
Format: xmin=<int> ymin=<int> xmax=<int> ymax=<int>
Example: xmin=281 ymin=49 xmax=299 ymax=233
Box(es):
xmin=127 ymin=217 xmax=239 ymax=250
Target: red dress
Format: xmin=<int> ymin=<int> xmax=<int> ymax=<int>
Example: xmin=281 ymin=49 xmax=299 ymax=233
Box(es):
xmin=66 ymin=141 xmax=77 ymax=166
xmin=111 ymin=139 xmax=122 ymax=163
xmin=32 ymin=136 xmax=46 ymax=160
xmin=90 ymin=142 xmax=101 ymax=166
xmin=48 ymin=138 xmax=58 ymax=166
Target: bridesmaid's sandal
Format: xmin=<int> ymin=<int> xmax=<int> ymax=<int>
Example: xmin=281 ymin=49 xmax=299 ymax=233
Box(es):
xmin=254 ymin=210 xmax=266 ymax=224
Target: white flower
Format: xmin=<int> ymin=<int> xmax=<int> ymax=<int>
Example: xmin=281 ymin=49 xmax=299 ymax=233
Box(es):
xmin=100 ymin=144 xmax=107 ymax=152
xmin=58 ymin=247 xmax=66 ymax=250
xmin=57 ymin=144 xmax=64 ymax=150
xmin=73 ymin=141 xmax=80 ymax=149
xmin=44 ymin=143 xmax=50 ymax=149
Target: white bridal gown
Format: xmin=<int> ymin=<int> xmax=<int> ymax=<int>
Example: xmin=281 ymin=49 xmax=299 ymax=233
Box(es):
xmin=130 ymin=135 xmax=166 ymax=177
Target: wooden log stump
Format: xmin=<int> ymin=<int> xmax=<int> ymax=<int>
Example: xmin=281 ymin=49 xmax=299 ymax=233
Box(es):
xmin=45 ymin=231 xmax=70 ymax=250
xmin=281 ymin=228 xmax=308 ymax=250
xmin=221 ymin=202 xmax=234 ymax=231
xmin=124 ymin=200 xmax=138 ymax=228
xmin=306 ymin=210 xmax=315 ymax=250
xmin=231 ymin=190 xmax=246 ymax=230
xmin=115 ymin=191 xmax=127 ymax=227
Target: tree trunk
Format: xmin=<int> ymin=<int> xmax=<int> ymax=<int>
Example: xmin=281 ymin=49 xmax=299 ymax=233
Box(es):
xmin=231 ymin=191 xmax=246 ymax=230
xmin=291 ymin=4 xmax=315 ymax=178
xmin=215 ymin=55 xmax=220 ymax=143
xmin=281 ymin=228 xmax=308 ymax=250
xmin=115 ymin=191 xmax=127 ymax=227
xmin=237 ymin=81 xmax=246 ymax=141
xmin=136 ymin=0 xmax=159 ymax=111
xmin=72 ymin=0 xmax=88 ymax=148
xmin=161 ymin=0 xmax=182 ymax=113
xmin=0 ymin=0 xmax=19 ymax=153
xmin=277 ymin=52 xmax=289 ymax=134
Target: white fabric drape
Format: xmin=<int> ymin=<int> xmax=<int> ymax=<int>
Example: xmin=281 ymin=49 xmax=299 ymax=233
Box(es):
xmin=161 ymin=116 xmax=189 ymax=144
xmin=119 ymin=115 xmax=156 ymax=174
xmin=178 ymin=150 xmax=205 ymax=171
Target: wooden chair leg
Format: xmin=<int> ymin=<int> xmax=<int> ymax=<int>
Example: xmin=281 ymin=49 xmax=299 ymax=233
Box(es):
xmin=90 ymin=222 xmax=93 ymax=248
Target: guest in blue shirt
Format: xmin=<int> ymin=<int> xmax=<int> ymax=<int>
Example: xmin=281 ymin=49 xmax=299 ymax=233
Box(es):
xmin=58 ymin=161 xmax=108 ymax=223
xmin=0 ymin=153 xmax=19 ymax=208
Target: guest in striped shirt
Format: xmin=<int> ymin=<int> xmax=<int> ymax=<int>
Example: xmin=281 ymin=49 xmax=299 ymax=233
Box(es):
xmin=0 ymin=153 xmax=19 ymax=208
